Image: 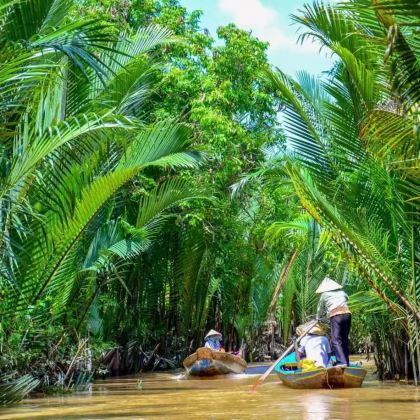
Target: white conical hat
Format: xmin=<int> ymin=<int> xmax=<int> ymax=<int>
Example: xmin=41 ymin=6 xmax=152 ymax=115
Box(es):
xmin=205 ymin=329 xmax=222 ymax=339
xmin=316 ymin=277 xmax=342 ymax=293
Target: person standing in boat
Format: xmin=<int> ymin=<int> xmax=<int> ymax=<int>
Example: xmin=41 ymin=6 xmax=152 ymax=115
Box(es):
xmin=316 ymin=277 xmax=351 ymax=367
xmin=204 ymin=329 xmax=223 ymax=351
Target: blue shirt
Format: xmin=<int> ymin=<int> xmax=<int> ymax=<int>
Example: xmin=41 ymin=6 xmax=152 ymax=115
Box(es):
xmin=205 ymin=338 xmax=221 ymax=351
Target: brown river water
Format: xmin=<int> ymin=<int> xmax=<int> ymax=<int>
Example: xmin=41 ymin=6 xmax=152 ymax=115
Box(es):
xmin=1 ymin=361 xmax=419 ymax=419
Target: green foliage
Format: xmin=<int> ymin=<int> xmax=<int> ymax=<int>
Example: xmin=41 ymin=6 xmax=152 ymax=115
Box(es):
xmin=262 ymin=0 xmax=420 ymax=379
xmin=1 ymin=1 xmax=286 ymax=403
xmin=2 ymin=0 xmax=419 ymax=405
xmin=0 ymin=0 xmax=204 ymax=402
xmin=0 ymin=375 xmax=39 ymax=407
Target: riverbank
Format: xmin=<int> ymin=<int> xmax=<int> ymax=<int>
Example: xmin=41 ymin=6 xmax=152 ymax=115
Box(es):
xmin=1 ymin=358 xmax=418 ymax=419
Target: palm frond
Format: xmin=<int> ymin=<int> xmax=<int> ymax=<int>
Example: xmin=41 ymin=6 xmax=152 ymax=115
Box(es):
xmin=0 ymin=375 xmax=39 ymax=406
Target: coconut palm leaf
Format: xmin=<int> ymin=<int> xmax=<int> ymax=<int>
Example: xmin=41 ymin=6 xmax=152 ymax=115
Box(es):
xmin=6 ymin=113 xmax=136 ymax=195
xmin=3 ymin=122 xmax=198 ymax=317
xmin=267 ymin=1 xmax=420 ymax=328
xmin=0 ymin=375 xmax=39 ymax=406
xmin=1 ymin=0 xmax=65 ymax=41
xmin=136 ymin=177 xmax=203 ymax=228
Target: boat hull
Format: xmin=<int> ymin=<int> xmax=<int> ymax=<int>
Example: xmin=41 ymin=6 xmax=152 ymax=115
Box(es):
xmin=276 ymin=365 xmax=367 ymax=389
xmin=183 ymin=347 xmax=247 ymax=376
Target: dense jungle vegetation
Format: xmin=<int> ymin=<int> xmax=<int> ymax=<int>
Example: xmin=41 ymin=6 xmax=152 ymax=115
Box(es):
xmin=0 ymin=0 xmax=418 ymax=405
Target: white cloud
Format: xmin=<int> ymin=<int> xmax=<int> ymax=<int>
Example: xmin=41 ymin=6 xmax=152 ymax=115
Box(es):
xmin=218 ymin=0 xmax=321 ymax=55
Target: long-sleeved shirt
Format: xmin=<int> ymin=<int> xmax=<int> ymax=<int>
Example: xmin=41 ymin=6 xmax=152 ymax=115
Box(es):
xmin=317 ymin=290 xmax=349 ymax=319
xmin=205 ymin=338 xmax=221 ymax=351
xmin=298 ymin=335 xmax=331 ymax=368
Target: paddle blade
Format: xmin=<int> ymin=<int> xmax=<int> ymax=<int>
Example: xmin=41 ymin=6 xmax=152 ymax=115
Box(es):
xmin=251 ymin=364 xmax=275 ymax=391
xmin=251 ymin=377 xmax=263 ymax=392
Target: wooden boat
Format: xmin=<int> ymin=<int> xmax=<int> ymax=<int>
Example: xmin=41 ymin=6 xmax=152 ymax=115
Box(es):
xmin=183 ymin=347 xmax=247 ymax=376
xmin=275 ymin=353 xmax=367 ymax=389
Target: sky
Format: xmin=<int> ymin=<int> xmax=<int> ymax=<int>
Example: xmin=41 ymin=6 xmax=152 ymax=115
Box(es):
xmin=181 ymin=0 xmax=335 ymax=76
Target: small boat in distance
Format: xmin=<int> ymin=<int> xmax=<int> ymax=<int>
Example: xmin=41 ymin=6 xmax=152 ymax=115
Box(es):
xmin=183 ymin=347 xmax=247 ymax=376
xmin=275 ymin=352 xmax=367 ymax=389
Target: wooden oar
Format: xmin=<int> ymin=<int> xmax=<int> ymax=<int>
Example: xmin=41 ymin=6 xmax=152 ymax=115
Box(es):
xmin=251 ymin=319 xmax=318 ymax=391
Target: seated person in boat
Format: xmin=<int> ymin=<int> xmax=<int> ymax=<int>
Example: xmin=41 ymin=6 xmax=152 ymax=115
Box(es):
xmin=297 ymin=322 xmax=331 ymax=368
xmin=204 ymin=329 xmax=223 ymax=351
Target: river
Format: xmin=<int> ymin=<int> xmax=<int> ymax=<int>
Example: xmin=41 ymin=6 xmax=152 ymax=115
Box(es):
xmin=1 ymin=362 xmax=419 ymax=419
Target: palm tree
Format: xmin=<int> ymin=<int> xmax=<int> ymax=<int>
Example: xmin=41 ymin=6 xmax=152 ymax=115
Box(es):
xmin=0 ymin=0 xmax=201 ymax=403
xmin=263 ymin=0 xmax=419 ymax=379
xmin=266 ymin=214 xmax=332 ymax=341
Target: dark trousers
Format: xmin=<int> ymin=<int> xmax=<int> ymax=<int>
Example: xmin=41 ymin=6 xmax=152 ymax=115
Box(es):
xmin=330 ymin=313 xmax=351 ymax=365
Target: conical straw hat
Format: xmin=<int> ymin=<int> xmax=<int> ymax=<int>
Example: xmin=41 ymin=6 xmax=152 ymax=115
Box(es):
xmin=205 ymin=329 xmax=222 ymax=339
xmin=296 ymin=321 xmax=325 ymax=336
xmin=316 ymin=277 xmax=342 ymax=294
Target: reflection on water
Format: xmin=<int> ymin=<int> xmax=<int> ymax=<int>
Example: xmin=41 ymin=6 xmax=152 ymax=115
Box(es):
xmin=1 ymin=364 xmax=419 ymax=419
xmin=301 ymin=394 xmax=334 ymax=420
